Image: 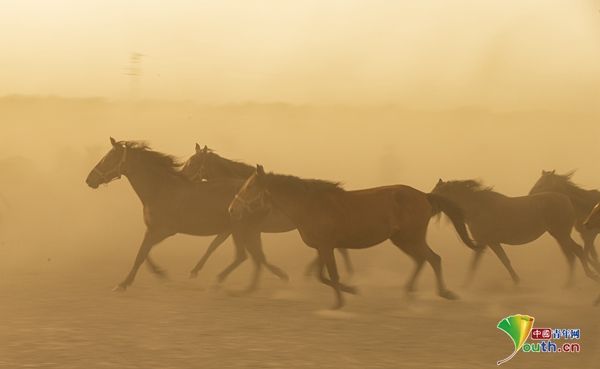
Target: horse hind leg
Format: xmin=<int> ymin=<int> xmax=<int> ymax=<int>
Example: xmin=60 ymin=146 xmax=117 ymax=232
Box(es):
xmin=424 ymin=245 xmax=459 ymax=300
xmin=488 ymin=243 xmax=520 ymax=285
xmin=391 ymin=235 xmax=458 ymax=300
xmin=581 ymin=231 xmax=599 ymax=264
xmin=552 ymin=233 xmax=599 ymax=286
xmin=390 ymin=236 xmax=427 ymax=296
xmin=463 ymin=247 xmax=486 ymax=288
xmin=317 ymin=247 xmax=345 ymax=309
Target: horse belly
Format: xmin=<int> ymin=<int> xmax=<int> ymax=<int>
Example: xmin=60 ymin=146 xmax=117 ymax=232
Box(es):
xmin=473 ymin=219 xmax=546 ymax=245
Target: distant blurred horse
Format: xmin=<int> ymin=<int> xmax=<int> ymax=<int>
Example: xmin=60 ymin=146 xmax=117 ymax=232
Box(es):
xmin=86 ymin=138 xmax=288 ymax=291
xmin=229 ymin=165 xmax=480 ymax=309
xmin=433 ymin=179 xmax=600 ymax=287
xmin=181 ymin=144 xmax=354 ymax=278
xmin=584 ymin=202 xmax=600 ymax=306
xmin=530 ymin=170 xmax=600 ymax=262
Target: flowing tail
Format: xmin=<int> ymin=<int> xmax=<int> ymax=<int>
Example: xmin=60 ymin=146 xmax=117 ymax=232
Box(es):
xmin=427 ymin=193 xmax=482 ymax=250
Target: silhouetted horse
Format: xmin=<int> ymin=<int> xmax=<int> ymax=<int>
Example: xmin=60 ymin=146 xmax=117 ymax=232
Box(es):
xmin=433 ymin=179 xmax=600 ymax=287
xmin=229 ymin=165 xmax=480 ymax=309
xmin=530 ymin=170 xmax=600 ymax=262
xmin=181 ymin=144 xmax=354 ymax=277
xmin=86 ymin=138 xmax=287 ymax=291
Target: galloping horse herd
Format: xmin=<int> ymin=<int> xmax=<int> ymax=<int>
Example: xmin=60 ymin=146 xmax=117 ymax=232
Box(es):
xmin=85 ymin=138 xmax=600 ymax=309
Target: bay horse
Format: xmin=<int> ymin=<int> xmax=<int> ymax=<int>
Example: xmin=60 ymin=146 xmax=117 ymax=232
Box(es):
xmin=86 ymin=138 xmax=287 ymax=291
xmin=530 ymin=170 xmax=600 ymax=262
xmin=433 ymin=179 xmax=600 ymax=287
xmin=181 ymin=144 xmax=354 ymax=277
xmin=228 ymin=165 xmax=480 ymax=309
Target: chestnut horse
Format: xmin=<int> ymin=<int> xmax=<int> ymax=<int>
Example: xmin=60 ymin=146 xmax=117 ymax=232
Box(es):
xmin=181 ymin=144 xmax=354 ymax=277
xmin=229 ymin=165 xmax=480 ymax=309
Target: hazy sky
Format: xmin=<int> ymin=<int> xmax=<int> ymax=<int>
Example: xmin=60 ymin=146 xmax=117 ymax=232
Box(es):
xmin=1 ymin=0 xmax=599 ymax=108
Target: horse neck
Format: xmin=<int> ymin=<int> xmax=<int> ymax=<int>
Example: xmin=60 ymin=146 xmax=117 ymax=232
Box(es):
xmin=268 ymin=184 xmax=313 ymax=225
xmin=213 ymin=157 xmax=255 ymax=179
xmin=563 ymin=184 xmax=600 ymax=212
xmin=124 ymin=162 xmax=179 ymax=205
xmin=445 ymin=190 xmax=491 ymax=217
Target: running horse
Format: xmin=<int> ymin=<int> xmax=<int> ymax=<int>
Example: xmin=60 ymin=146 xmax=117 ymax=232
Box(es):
xmin=86 ymin=138 xmax=287 ymax=291
xmin=433 ymin=179 xmax=600 ymax=287
xmin=530 ymin=170 xmax=600 ymax=262
xmin=181 ymin=144 xmax=354 ymax=278
xmin=229 ymin=165 xmax=480 ymax=309
xmin=584 ymin=203 xmax=600 ymax=306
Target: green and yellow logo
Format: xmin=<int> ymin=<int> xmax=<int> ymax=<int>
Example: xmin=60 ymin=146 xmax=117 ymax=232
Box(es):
xmin=496 ymin=314 xmax=535 ymax=365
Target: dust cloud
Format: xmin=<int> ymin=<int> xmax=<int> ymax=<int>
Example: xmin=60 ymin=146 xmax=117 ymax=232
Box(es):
xmin=1 ymin=1 xmax=600 ymax=368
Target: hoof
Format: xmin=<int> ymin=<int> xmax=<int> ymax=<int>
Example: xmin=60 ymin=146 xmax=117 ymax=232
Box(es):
xmin=112 ymin=284 xmax=127 ymax=292
xmin=439 ymin=290 xmax=460 ymax=300
xmin=279 ymin=273 xmax=290 ymax=282
xmin=585 ymin=272 xmax=600 ymax=283
xmin=216 ymin=274 xmax=227 ymax=284
xmin=331 ymin=302 xmax=344 ymax=310
xmin=341 ymin=285 xmax=359 ymax=295
xmin=189 ymin=271 xmax=198 ymax=279
xmin=153 ymin=270 xmax=168 ymax=279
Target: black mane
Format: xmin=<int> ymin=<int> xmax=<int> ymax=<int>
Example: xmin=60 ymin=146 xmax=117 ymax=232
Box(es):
xmin=119 ymin=141 xmax=184 ymax=178
xmin=204 ymin=150 xmax=255 ymax=179
xmin=264 ymin=172 xmax=344 ymax=195
xmin=547 ymin=171 xmax=600 ymax=211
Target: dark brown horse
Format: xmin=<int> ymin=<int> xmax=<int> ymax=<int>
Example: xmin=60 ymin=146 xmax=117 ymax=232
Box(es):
xmin=530 ymin=170 xmax=600 ymax=262
xmin=85 ymin=138 xmax=287 ymax=291
xmin=181 ymin=144 xmax=354 ymax=277
xmin=433 ymin=179 xmax=600 ymax=287
xmin=229 ymin=165 xmax=480 ymax=309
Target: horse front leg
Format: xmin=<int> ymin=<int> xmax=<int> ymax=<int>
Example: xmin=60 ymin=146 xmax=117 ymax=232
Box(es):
xmin=337 ymin=248 xmax=354 ymax=276
xmin=189 ymin=231 xmax=231 ymax=278
xmin=145 ymin=255 xmax=168 ymax=279
xmin=114 ymin=228 xmax=170 ymax=291
xmin=216 ymin=234 xmax=248 ymax=284
xmin=488 ymin=243 xmax=520 ymax=285
xmin=463 ymin=246 xmax=487 ymax=287
xmin=581 ymin=230 xmax=599 ymax=264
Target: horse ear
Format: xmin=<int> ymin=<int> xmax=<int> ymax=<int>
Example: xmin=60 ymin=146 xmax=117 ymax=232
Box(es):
xmin=256 ymin=164 xmax=265 ymax=176
xmin=550 ymin=170 xmax=555 ymax=175
xmin=202 ymin=145 xmax=208 ymax=153
xmin=195 ymin=143 xmax=201 ymax=153
xmin=110 ymin=137 xmax=117 ymax=146
xmin=438 ymin=178 xmax=443 ymax=184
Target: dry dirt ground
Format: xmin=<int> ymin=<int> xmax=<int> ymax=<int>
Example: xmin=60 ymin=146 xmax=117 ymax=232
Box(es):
xmin=1 ymin=249 xmax=599 ymax=369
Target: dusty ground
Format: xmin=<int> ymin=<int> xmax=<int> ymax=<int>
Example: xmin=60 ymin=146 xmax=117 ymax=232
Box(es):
xmin=1 ymin=241 xmax=599 ymax=369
